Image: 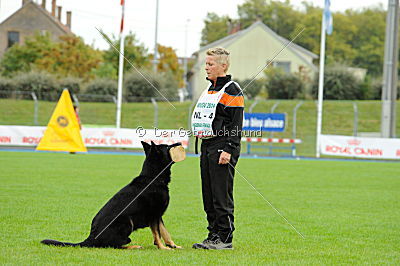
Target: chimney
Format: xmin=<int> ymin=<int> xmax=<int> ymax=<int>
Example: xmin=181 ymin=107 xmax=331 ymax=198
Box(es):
xmin=51 ymin=0 xmax=56 ymax=16
xmin=57 ymin=6 xmax=62 ymax=21
xmin=66 ymin=11 xmax=72 ymax=29
xmin=41 ymin=0 xmax=46 ymax=9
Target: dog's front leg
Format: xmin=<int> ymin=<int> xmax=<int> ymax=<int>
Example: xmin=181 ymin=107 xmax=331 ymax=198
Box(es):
xmin=159 ymin=220 xmax=182 ymax=249
xmin=150 ymin=223 xmax=171 ymax=250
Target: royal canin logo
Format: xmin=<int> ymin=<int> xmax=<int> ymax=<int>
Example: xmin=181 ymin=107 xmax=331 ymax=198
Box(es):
xmin=103 ymin=131 xmax=115 ymax=136
xmin=347 ymin=139 xmax=361 ymax=146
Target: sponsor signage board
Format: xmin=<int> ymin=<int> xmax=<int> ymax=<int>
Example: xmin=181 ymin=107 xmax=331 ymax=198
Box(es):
xmin=320 ymin=134 xmax=400 ymax=159
xmin=243 ymin=113 xmax=285 ymax=132
xmin=0 ymin=126 xmax=189 ymax=149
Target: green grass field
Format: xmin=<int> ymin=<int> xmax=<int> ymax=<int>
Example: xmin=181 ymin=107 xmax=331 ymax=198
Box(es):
xmin=0 ymin=151 xmax=399 ymax=264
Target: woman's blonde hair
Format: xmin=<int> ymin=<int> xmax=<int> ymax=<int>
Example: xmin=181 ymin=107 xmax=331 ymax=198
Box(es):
xmin=206 ymin=47 xmax=230 ymax=72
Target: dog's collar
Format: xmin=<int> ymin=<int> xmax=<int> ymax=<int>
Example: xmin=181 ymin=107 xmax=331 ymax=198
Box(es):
xmin=168 ymin=142 xmax=182 ymax=149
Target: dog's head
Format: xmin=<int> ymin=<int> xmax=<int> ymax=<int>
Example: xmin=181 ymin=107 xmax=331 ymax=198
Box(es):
xmin=141 ymin=141 xmax=186 ymax=165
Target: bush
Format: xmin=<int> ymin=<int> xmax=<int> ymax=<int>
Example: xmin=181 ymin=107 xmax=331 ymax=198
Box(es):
xmin=90 ymin=62 xmax=118 ymax=80
xmin=311 ymin=66 xmax=363 ymax=100
xmin=0 ymin=77 xmax=16 ymax=98
xmin=14 ymin=71 xmax=58 ymax=100
xmin=158 ymin=70 xmax=180 ymax=101
xmin=239 ymin=78 xmax=264 ymax=99
xmin=84 ymin=78 xmax=117 ymax=102
xmin=369 ymin=78 xmax=383 ymax=100
xmin=124 ymin=71 xmax=162 ymax=102
xmin=58 ymin=77 xmax=82 ymax=95
xmin=266 ymin=71 xmax=304 ymax=99
xmin=367 ymin=78 xmax=400 ymax=100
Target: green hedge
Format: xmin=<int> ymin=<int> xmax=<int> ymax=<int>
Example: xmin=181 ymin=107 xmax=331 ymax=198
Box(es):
xmin=0 ymin=77 xmax=15 ymax=98
xmin=58 ymin=77 xmax=81 ymax=95
xmin=266 ymin=71 xmax=304 ymax=99
xmin=312 ymin=67 xmax=363 ymax=100
xmin=239 ymin=78 xmax=264 ymax=99
xmin=15 ymin=71 xmax=58 ymax=100
xmin=84 ymin=78 xmax=117 ymax=102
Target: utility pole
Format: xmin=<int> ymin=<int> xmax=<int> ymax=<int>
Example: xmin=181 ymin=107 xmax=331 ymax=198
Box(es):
xmin=381 ymin=0 xmax=399 ymax=138
xmin=184 ymin=19 xmax=189 ymax=92
xmin=153 ymin=0 xmax=159 ymax=73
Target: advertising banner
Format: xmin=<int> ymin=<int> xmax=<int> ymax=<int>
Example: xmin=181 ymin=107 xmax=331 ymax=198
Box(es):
xmin=0 ymin=126 xmax=189 ymax=149
xmin=243 ymin=113 xmax=285 ymax=132
xmin=320 ymin=134 xmax=400 ymax=159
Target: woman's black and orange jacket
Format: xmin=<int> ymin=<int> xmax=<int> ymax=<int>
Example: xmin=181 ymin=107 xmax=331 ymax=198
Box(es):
xmin=204 ymin=75 xmax=244 ymax=155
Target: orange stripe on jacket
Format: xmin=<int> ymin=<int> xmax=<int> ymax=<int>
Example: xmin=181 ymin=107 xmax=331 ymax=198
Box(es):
xmin=219 ymin=93 xmax=244 ymax=107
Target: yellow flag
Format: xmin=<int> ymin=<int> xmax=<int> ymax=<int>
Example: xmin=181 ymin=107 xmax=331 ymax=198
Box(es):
xmin=36 ymin=89 xmax=87 ymax=152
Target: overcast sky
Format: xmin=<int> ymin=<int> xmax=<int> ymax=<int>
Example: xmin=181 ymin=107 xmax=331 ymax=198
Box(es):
xmin=0 ymin=0 xmax=387 ymax=57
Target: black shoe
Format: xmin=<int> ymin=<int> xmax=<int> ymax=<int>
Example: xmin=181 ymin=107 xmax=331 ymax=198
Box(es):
xmin=192 ymin=233 xmax=218 ymax=249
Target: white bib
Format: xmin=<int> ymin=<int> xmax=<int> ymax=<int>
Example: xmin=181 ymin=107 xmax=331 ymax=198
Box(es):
xmin=191 ymin=81 xmax=237 ymax=139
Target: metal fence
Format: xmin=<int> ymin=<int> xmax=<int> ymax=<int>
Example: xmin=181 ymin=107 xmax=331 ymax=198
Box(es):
xmin=1 ymin=92 xmax=399 ymax=157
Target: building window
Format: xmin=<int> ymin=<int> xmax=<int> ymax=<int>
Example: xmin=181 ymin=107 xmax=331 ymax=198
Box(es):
xmin=8 ymin=31 xmax=20 ymax=48
xmin=273 ymin=61 xmax=291 ymax=73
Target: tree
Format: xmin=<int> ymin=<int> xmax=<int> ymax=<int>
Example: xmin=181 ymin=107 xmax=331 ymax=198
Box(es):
xmin=200 ymin=12 xmax=232 ymax=46
xmin=36 ymin=35 xmax=102 ymax=80
xmin=90 ymin=61 xmax=118 ymax=80
xmin=102 ymin=32 xmax=150 ymax=78
xmin=237 ymin=0 xmax=269 ymax=29
xmin=238 ymin=0 xmax=303 ymax=39
xmin=0 ymin=33 xmax=102 ymax=80
xmin=291 ymin=3 xmax=321 ymax=53
xmin=0 ymin=32 xmax=54 ymax=76
xmin=201 ymin=0 xmax=388 ymax=77
xmin=350 ymin=7 xmax=386 ymax=75
xmin=150 ymin=44 xmax=183 ymax=87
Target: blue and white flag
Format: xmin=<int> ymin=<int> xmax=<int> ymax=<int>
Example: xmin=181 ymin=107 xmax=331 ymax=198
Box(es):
xmin=324 ymin=0 xmax=333 ymax=35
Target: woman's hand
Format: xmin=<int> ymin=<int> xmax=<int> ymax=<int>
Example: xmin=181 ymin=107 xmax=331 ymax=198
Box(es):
xmin=218 ymin=151 xmax=231 ymax=164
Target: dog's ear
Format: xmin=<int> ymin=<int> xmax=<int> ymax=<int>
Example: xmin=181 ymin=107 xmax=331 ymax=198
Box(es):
xmin=150 ymin=141 xmax=161 ymax=153
xmin=141 ymin=141 xmax=151 ymax=156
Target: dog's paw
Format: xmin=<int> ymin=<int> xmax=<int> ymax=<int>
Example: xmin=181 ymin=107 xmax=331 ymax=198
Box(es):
xmin=159 ymin=245 xmax=172 ymax=250
xmin=166 ymin=243 xmax=183 ymax=249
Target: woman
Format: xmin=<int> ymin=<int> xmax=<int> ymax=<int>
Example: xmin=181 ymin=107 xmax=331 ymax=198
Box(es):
xmin=192 ymin=47 xmax=244 ymax=250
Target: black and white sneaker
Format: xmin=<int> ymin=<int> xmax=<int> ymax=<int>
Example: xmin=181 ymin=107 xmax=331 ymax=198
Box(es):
xmin=192 ymin=234 xmax=218 ymax=249
xmin=206 ymin=237 xmax=233 ymax=250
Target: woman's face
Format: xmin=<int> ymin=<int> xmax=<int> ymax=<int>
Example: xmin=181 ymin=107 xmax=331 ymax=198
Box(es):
xmin=205 ymin=56 xmax=226 ymax=81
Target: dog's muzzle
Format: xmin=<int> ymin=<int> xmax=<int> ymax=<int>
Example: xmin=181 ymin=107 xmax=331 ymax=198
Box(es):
xmin=169 ymin=143 xmax=186 ymax=163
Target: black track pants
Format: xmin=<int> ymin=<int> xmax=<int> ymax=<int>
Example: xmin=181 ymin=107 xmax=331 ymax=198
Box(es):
xmin=200 ymin=139 xmax=240 ymax=243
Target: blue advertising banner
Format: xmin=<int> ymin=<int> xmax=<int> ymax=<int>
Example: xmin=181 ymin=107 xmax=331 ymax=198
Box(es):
xmin=243 ymin=113 xmax=286 ymax=132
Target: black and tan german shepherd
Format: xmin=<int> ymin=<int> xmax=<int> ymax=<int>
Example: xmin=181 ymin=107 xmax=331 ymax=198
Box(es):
xmin=41 ymin=141 xmax=183 ymax=250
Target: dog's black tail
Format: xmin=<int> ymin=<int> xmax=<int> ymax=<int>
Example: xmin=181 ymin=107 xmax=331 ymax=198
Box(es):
xmin=41 ymin=239 xmax=82 ymax=247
